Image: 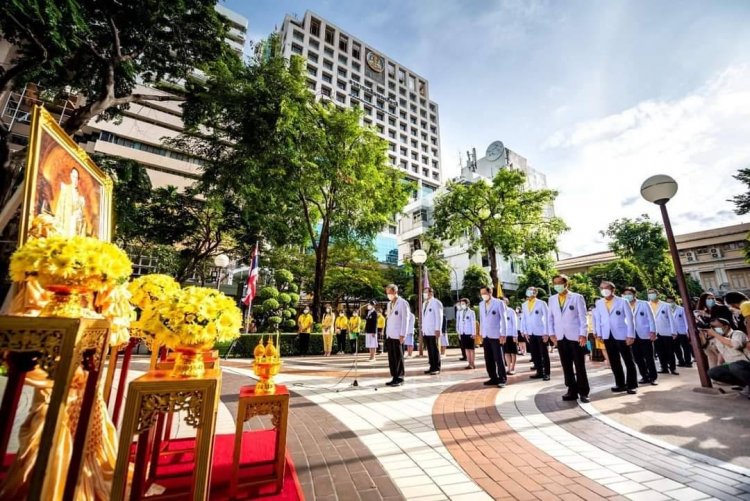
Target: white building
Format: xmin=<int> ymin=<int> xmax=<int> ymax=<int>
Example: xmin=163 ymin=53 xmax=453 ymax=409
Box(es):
xmin=399 ymin=141 xmax=554 ymax=298
xmin=278 ymin=11 xmax=442 ymax=264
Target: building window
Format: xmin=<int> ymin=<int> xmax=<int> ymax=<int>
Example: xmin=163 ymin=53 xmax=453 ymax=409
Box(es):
xmin=400 ymin=134 xmax=407 ymax=143
xmin=387 ymin=63 xmax=396 ymax=78
xmin=388 ymin=142 xmax=396 ymax=151
xmin=337 ymin=79 xmax=346 ymax=90
xmin=325 ymin=26 xmax=335 ymax=45
xmin=320 ymin=86 xmax=331 ymax=97
xmin=307 ymin=65 xmax=317 ymax=76
xmin=339 ymin=34 xmax=348 ymax=52
xmin=352 ymin=61 xmax=361 ymax=71
xmin=388 ymin=117 xmax=396 ymax=126
xmin=352 ymin=43 xmax=361 ymax=59
xmin=430 ymin=114 xmax=437 ymax=123
xmin=336 ymin=92 xmax=346 ymax=103
xmin=410 ymin=116 xmax=417 ymax=125
xmin=400 ymin=160 xmax=408 ymax=170
xmin=322 ymin=72 xmax=332 ymax=84
xmin=364 ymin=105 xmax=372 ymax=115
xmin=324 ymin=47 xmax=334 ymax=57
xmin=307 ymin=79 xmax=316 ymax=91
xmin=412 ymin=164 xmax=418 ymax=173
xmin=432 ymin=171 xmax=439 ymax=180
xmin=398 ymin=69 xmax=406 ymax=84
xmin=388 ymin=129 xmax=396 ymax=138
xmin=309 ymin=39 xmax=319 ymax=49
xmin=308 ymin=52 xmax=319 ymax=63
xmin=291 ymin=43 xmax=303 ymax=55
xmin=400 ymin=147 xmax=408 ymax=156
xmin=322 ymin=59 xmax=333 ymax=70
xmin=310 ymin=18 xmax=321 ymax=37
xmin=338 ymin=55 xmax=348 ymax=65
xmin=411 ymin=152 xmax=418 ymax=160
xmin=337 ymin=67 xmax=347 ymax=77
xmin=293 ymin=30 xmax=304 ymax=42
xmin=376 ymin=111 xmax=384 ymax=121
xmin=377 ymin=124 xmax=384 ymax=133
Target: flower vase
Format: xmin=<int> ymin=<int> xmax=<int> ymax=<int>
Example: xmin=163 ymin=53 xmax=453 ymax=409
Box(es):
xmin=171 ymin=340 xmax=214 ymax=378
xmin=40 ymin=285 xmax=88 ymax=318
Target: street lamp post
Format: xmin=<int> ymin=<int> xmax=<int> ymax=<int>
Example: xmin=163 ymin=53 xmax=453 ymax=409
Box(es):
xmin=214 ymin=253 xmax=230 ymax=291
xmin=412 ymin=249 xmax=428 ymax=358
xmin=640 ymin=175 xmax=711 ymax=389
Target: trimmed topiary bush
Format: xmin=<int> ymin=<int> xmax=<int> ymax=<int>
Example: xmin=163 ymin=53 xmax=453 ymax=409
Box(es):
xmin=287 ymin=292 xmax=300 ymax=305
xmin=274 ymin=269 xmax=294 ymax=286
xmin=282 ymin=309 xmax=292 ymax=319
xmin=283 ymin=319 xmax=296 ymax=330
xmin=262 ymin=298 xmax=280 ymax=310
xmin=287 ymin=283 xmax=299 ymax=293
xmin=258 ymin=286 xmax=279 ymax=300
xmin=278 ymin=293 xmax=291 ymax=305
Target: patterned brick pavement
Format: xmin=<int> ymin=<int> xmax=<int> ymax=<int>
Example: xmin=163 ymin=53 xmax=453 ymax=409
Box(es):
xmin=433 ymin=379 xmax=621 ymax=500
xmin=535 ymin=375 xmax=750 ymax=501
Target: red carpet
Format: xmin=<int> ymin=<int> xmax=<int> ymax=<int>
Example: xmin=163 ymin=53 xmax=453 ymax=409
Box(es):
xmin=143 ymin=431 xmax=304 ymax=500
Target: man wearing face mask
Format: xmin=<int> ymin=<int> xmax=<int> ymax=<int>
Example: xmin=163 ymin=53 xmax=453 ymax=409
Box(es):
xmin=623 ymin=287 xmax=658 ymax=385
xmin=548 ymin=274 xmax=590 ymax=402
xmin=648 ymin=289 xmax=679 ymax=375
xmin=521 ymin=286 xmax=551 ymax=381
xmin=422 ymin=287 xmax=443 ymax=375
xmin=456 ymin=298 xmax=477 ymax=369
xmin=478 ymin=285 xmax=508 ymax=387
xmin=671 ymin=298 xmax=692 ymax=368
xmin=297 ymin=307 xmax=314 ymax=356
xmin=593 ymin=281 xmax=637 ymax=394
xmin=384 ymin=284 xmax=410 ymax=386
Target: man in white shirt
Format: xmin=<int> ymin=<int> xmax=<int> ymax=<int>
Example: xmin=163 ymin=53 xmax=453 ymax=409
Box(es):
xmin=671 ymin=300 xmax=692 ymax=368
xmin=422 ymin=287 xmax=443 ymax=375
xmin=521 ymin=287 xmax=551 ymax=381
xmin=623 ymin=287 xmax=658 ymax=385
xmin=478 ymin=285 xmax=508 ymax=387
xmin=649 ymin=289 xmax=679 ymax=375
xmin=456 ymin=298 xmax=477 ymax=369
xmin=593 ymin=281 xmax=637 ymax=394
xmin=548 ymin=274 xmax=590 ymax=402
xmin=384 ymin=284 xmax=410 ymax=386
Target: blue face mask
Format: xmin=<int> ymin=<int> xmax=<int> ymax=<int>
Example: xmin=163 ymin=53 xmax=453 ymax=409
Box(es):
xmin=706 ymin=299 xmax=715 ymax=309
xmin=648 ymin=293 xmax=658 ymax=301
xmin=553 ymin=284 xmax=566 ymax=294
xmin=526 ymin=289 xmax=534 ymax=297
xmin=623 ymin=294 xmax=634 ymax=302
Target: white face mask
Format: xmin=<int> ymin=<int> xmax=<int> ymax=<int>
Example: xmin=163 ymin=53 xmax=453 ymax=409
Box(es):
xmin=600 ymin=289 xmax=612 ymax=298
xmin=623 ymin=294 xmax=634 ymax=302
xmin=304 ymin=309 xmax=310 ymax=314
xmin=526 ymin=289 xmax=534 ymax=297
xmin=481 ymin=294 xmax=491 ymax=302
xmin=326 ymin=308 xmax=331 ymax=312
xmin=367 ymin=305 xmax=374 ymax=311
xmin=713 ymin=326 xmax=725 ymax=334
xmin=458 ymin=304 xmax=466 ymax=310
xmin=553 ymin=284 xmax=566 ymax=294
xmin=423 ymin=292 xmax=430 ymax=300
xmin=387 ymin=293 xmax=396 ymax=301
xmin=648 ymin=293 xmax=658 ymax=301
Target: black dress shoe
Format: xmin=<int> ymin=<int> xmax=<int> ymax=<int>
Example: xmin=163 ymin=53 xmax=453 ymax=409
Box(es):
xmin=543 ymin=375 xmax=551 ymax=381
xmin=562 ymin=393 xmax=578 ymax=401
xmin=611 ymin=386 xmax=627 ymax=393
xmin=459 ymin=357 xmax=467 ymax=361
xmin=580 ymin=395 xmax=591 ymax=403
xmin=658 ymin=370 xmax=669 ymax=374
xmin=429 ymin=371 xmax=440 ymax=375
xmin=627 ymin=389 xmax=637 ymax=394
xmin=424 ymin=370 xmax=433 ymax=374
xmin=670 ymin=370 xmax=680 ymax=375
xmin=497 ymin=382 xmax=506 ymax=388
xmin=529 ymin=374 xmax=544 ymax=379
xmin=391 ymin=380 xmax=403 ymax=386
xmin=483 ymin=379 xmax=500 ymax=386
xmin=385 ymin=380 xmax=397 ymax=386
xmin=530 ymin=366 xmax=537 ymax=371
xmin=650 ymin=380 xmax=658 ymax=385
xmin=638 ymin=378 xmax=650 ymax=384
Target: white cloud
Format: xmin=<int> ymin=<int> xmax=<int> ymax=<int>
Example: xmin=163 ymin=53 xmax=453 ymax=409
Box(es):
xmin=543 ymin=64 xmax=750 ymax=256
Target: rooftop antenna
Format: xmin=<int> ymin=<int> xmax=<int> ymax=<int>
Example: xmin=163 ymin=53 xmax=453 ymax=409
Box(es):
xmin=458 ymin=150 xmax=464 ymax=168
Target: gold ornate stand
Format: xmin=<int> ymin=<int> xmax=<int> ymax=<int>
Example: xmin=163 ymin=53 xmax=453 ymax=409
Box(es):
xmin=230 ymin=384 xmax=290 ymax=496
xmin=0 ymin=316 xmax=111 ymax=501
xmin=111 ymin=369 xmax=221 ymax=501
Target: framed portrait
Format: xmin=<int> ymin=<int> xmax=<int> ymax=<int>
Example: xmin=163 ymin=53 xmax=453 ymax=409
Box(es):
xmin=19 ymin=105 xmax=113 ymax=245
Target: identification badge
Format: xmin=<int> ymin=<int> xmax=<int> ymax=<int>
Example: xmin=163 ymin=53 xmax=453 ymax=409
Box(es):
xmin=640 ymin=312 xmax=644 ymax=316
xmin=569 ymin=305 xmax=575 ymax=311
xmin=491 ymin=310 xmax=496 ymax=315
xmin=616 ymin=310 xmax=621 ymax=316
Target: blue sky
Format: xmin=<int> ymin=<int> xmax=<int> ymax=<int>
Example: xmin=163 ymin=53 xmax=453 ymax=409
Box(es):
xmin=223 ymin=0 xmax=750 ymax=255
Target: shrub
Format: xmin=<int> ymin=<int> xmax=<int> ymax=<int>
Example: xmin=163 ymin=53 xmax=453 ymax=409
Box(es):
xmin=278 ymin=293 xmax=291 ymax=305
xmin=258 ymin=286 xmax=279 ymax=300
xmin=275 ymin=269 xmax=294 ymax=286
xmin=282 ymin=309 xmax=292 ymax=319
xmin=283 ymin=319 xmax=296 ymax=330
xmin=287 ymin=292 xmax=300 ymax=305
xmin=262 ymin=298 xmax=280 ymax=310
xmin=287 ymin=283 xmax=299 ymax=293
xmin=252 ymin=304 xmax=265 ymax=316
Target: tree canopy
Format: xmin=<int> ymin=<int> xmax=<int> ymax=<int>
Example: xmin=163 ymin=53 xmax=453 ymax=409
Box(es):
xmin=430 ymin=169 xmax=567 ymax=293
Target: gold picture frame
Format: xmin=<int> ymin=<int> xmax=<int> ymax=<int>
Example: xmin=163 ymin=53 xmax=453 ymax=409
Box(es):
xmin=18 ymin=105 xmax=113 ymax=245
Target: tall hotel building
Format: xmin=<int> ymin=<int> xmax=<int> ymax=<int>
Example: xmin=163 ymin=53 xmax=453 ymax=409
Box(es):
xmin=278 ymin=12 xmax=442 ymax=264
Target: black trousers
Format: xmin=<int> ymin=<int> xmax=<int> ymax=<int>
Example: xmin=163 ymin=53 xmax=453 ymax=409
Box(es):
xmin=529 ymin=335 xmax=550 ymax=376
xmin=483 ymin=338 xmax=506 ymax=383
xmin=557 ymin=338 xmax=590 ymax=397
xmin=632 ymin=337 xmax=658 ymax=382
xmin=424 ymin=335 xmax=441 ymax=371
xmin=674 ymin=335 xmax=693 ymax=365
xmin=298 ymin=333 xmax=310 ymax=355
xmin=655 ymin=335 xmax=676 ymax=371
xmin=604 ymin=336 xmax=638 ymax=390
xmin=337 ymin=329 xmax=348 ymax=352
xmin=386 ymin=338 xmax=404 ymax=381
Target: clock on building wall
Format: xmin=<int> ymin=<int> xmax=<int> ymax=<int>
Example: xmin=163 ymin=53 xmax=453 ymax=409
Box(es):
xmin=366 ymin=51 xmax=384 ymax=73
xmin=485 ymin=141 xmax=505 ymax=162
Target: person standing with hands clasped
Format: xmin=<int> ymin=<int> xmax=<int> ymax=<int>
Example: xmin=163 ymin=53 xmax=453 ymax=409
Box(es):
xmin=478 ymin=285 xmax=508 ymax=388
xmin=297 ymin=307 xmax=313 ymax=356
xmin=521 ymin=287 xmax=551 ymax=381
xmin=422 ymin=287 xmax=443 ymax=375
xmin=364 ymin=300 xmax=379 ymax=361
xmin=649 ymin=289 xmax=679 ymax=375
xmin=456 ymin=298 xmax=477 ymax=369
xmin=593 ymin=281 xmax=638 ymax=394
xmin=548 ymin=274 xmax=590 ymax=402
xmin=384 ymin=284 xmax=410 ymax=386
xmin=623 ymin=287 xmax=658 ymax=385
xmin=321 ymin=305 xmax=335 ymax=357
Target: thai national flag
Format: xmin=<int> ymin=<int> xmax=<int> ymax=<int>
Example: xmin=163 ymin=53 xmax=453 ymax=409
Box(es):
xmin=242 ymin=242 xmax=260 ymax=306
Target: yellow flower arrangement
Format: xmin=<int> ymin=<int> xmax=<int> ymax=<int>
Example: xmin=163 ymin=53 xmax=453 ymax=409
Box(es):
xmin=9 ymin=235 xmax=132 ymax=291
xmin=145 ymin=286 xmax=241 ymax=348
xmin=127 ymin=274 xmax=180 ymax=310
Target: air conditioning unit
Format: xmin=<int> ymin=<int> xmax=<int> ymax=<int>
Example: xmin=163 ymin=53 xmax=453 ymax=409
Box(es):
xmin=710 ymin=247 xmax=722 ymax=259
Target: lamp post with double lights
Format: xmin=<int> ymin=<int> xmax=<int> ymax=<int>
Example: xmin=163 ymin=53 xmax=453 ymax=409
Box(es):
xmin=640 ymin=175 xmax=711 ymax=389
xmin=412 ymin=249 xmax=428 ymax=358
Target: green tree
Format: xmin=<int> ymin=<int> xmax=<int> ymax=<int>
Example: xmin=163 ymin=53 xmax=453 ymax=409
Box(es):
xmin=430 ymin=169 xmax=567 ymax=294
xmin=587 ymin=258 xmax=649 ymax=295
xmin=460 ymin=264 xmax=491 ymax=305
xmin=567 ymin=273 xmax=598 ymax=306
xmin=730 ymin=168 xmax=750 ymax=262
xmin=602 ymin=215 xmax=670 ymax=284
xmin=322 ymin=240 xmax=390 ymax=304
xmin=515 ymin=256 xmax=556 ymax=301
xmin=0 ymin=0 xmax=236 ymax=205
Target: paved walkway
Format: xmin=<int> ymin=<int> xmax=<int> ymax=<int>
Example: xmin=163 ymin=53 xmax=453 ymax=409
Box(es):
xmin=20 ymin=346 xmax=747 ymax=500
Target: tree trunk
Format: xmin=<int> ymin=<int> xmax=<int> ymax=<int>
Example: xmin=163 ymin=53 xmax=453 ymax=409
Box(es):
xmin=487 ymin=245 xmax=501 ymax=297
xmin=311 ymin=221 xmax=331 ymax=322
